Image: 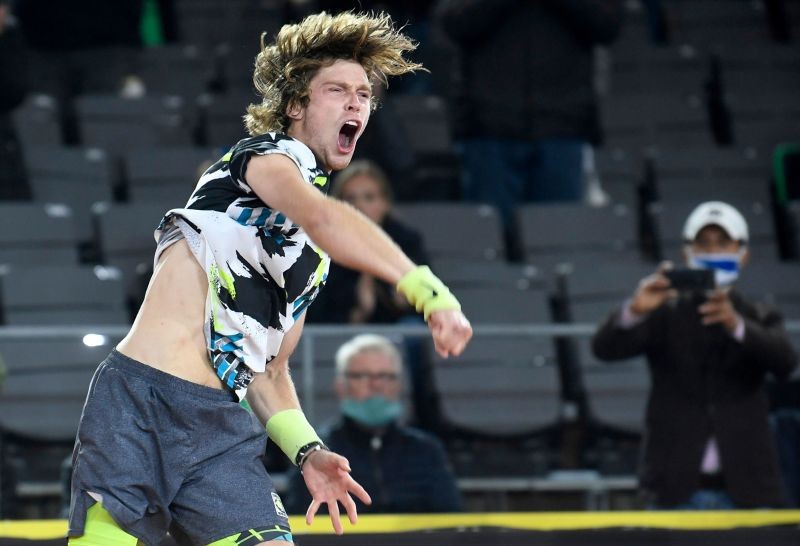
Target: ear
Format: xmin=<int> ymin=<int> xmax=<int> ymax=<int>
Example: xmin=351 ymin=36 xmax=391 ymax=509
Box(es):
xmin=740 ymin=247 xmax=751 ymax=269
xmin=334 ymin=377 xmax=346 ymax=400
xmin=286 ymin=99 xmax=304 ymax=122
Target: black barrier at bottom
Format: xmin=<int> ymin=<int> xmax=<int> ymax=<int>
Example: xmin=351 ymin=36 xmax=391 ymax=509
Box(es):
xmin=7 ymin=527 xmax=800 ymax=546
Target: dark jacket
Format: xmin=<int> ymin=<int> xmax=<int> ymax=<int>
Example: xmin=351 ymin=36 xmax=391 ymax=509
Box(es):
xmin=592 ymin=290 xmax=797 ymax=507
xmin=435 ymin=0 xmax=623 ymax=142
xmin=284 ymin=416 xmax=462 ymax=514
xmin=308 ymin=215 xmax=428 ymax=324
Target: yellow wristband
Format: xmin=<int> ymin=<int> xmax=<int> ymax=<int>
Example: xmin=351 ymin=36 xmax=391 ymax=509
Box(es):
xmin=265 ymin=409 xmax=321 ymax=465
xmin=396 ymin=265 xmax=461 ymax=321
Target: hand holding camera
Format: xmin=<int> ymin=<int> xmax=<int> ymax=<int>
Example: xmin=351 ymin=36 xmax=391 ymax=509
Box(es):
xmin=630 ymin=263 xmax=740 ymax=333
xmin=629 ymin=262 xmax=676 ymax=315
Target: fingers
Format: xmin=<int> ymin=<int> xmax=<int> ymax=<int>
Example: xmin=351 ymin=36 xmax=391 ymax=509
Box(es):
xmin=348 ymin=475 xmax=372 ymax=505
xmin=430 ymin=312 xmax=472 ymax=358
xmin=329 ymin=496 xmax=343 ymax=535
xmin=342 ymin=492 xmax=359 ymax=525
xmin=698 ymin=296 xmax=733 ymax=327
xmin=305 ymin=500 xmax=320 ymax=526
xmin=700 ymin=309 xmax=724 ymax=325
xmin=656 ymin=260 xmax=674 ymax=274
xmin=705 ymin=289 xmax=728 ymax=302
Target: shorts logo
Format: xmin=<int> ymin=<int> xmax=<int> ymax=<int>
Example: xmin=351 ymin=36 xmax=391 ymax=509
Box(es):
xmin=231 ymin=525 xmax=293 ymax=545
xmin=272 ymin=491 xmax=288 ymax=519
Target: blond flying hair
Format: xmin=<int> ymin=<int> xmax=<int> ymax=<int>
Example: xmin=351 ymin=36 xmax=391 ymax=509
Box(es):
xmin=245 ymin=11 xmax=423 ymax=136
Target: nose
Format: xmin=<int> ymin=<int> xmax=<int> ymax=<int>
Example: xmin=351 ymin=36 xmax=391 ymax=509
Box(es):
xmin=346 ymin=91 xmax=361 ymax=112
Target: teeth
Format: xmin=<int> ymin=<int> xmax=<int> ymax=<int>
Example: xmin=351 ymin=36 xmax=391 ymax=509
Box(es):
xmin=344 ymin=121 xmax=358 ymax=127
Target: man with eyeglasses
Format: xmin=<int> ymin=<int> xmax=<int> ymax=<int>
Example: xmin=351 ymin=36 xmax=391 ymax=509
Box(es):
xmin=284 ymin=334 xmax=462 ymax=514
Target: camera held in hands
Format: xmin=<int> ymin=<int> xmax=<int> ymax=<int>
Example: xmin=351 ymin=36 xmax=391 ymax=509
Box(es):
xmin=664 ymin=267 xmax=715 ymax=293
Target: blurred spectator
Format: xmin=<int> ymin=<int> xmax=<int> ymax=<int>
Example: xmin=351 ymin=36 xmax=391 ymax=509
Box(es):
xmin=15 ymin=0 xmax=145 ymax=143
xmin=0 ymin=0 xmax=30 ymax=200
xmin=307 ymin=160 xmax=444 ymax=432
xmin=592 ymin=201 xmax=797 ymax=509
xmin=309 ymin=160 xmax=427 ymax=325
xmin=283 ymin=334 xmax=462 ymax=515
xmin=434 ymin=0 xmax=623 ymax=255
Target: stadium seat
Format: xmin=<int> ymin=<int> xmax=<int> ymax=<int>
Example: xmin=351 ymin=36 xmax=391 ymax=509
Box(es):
xmin=394 ymin=203 xmax=505 ymax=263
xmin=0 ymin=335 xmax=121 ymax=517
xmin=11 ymin=93 xmax=61 ymax=148
xmin=582 ymin=359 xmax=651 ymax=433
xmin=434 ymin=359 xmax=561 ymax=434
xmin=92 ymin=202 xmax=166 ymax=281
xmin=0 ymin=203 xmax=78 ymax=266
xmin=197 ymin=92 xmax=255 ymax=148
xmin=75 ymin=94 xmax=194 ymax=154
xmin=431 ymin=259 xmax=545 ymax=291
xmin=0 ymin=264 xmax=128 ymax=326
xmin=124 ymin=147 xmax=217 ymax=206
xmin=455 ymin=285 xmax=551 ymax=324
xmin=24 ymin=146 xmax=116 ymax=242
xmin=737 ymin=262 xmax=800 ymax=320
xmin=383 ymin=94 xmax=461 ymax=199
xmin=138 ymin=45 xmax=217 ymax=98
xmin=516 ymin=202 xmax=641 ymax=272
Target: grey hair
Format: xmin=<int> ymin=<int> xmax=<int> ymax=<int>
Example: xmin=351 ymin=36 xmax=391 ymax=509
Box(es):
xmin=334 ymin=334 xmax=403 ymax=377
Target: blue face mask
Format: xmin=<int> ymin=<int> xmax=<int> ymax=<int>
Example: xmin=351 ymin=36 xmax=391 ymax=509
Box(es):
xmin=688 ymin=251 xmax=744 ymax=287
xmin=341 ymin=396 xmax=402 ymax=428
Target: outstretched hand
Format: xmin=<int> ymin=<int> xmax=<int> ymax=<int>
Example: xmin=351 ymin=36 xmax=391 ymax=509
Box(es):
xmin=301 ymin=449 xmax=372 ymax=534
xmin=428 ymin=309 xmax=472 ymax=357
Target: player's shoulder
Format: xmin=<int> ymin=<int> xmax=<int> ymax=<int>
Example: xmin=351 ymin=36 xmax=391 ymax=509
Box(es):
xmin=232 ymin=132 xmax=311 ymax=161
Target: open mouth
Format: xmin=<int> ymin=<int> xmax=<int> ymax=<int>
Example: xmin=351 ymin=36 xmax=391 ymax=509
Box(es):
xmin=338 ymin=121 xmax=359 ymax=152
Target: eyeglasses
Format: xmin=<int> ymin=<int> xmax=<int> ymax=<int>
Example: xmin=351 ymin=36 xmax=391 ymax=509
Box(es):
xmin=342 ymin=191 xmax=382 ymax=203
xmin=344 ymin=371 xmax=399 ymax=382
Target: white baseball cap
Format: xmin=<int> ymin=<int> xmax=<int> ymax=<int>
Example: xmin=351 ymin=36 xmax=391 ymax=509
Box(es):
xmin=682 ymin=201 xmax=749 ymax=243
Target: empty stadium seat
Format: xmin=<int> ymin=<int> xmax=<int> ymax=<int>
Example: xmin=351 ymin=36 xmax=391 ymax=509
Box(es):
xmin=434 ymin=360 xmax=561 ymax=434
xmin=600 ymin=93 xmax=712 ymax=150
xmin=0 ymin=334 xmax=122 ymax=517
xmin=92 ymin=202 xmax=166 ymax=281
xmin=430 ymin=332 xmax=559 ymax=435
xmin=394 ymin=203 xmax=505 ymax=263
xmin=124 ymin=147 xmax=217 ymax=206
xmin=75 ymin=94 xmax=194 ymax=154
xmin=431 ymin=259 xmax=545 ymax=291
xmin=456 ymin=285 xmax=551 ymax=324
xmin=0 ymin=203 xmax=79 ymax=266
xmin=138 ymin=45 xmax=217 ymax=98
xmin=11 ymin=93 xmax=61 ymax=148
xmin=582 ymin=359 xmax=651 ymax=433
xmin=24 ymin=146 xmax=116 ymax=242
xmin=383 ymin=94 xmax=461 ymax=199
xmin=0 ymin=264 xmax=128 ymax=326
xmin=175 ymin=0 xmax=283 ymax=51
xmin=737 ymin=262 xmax=800 ymax=320
xmin=517 ymin=202 xmax=641 ymax=271
xmin=197 ymin=93 xmax=254 ymax=148
xmin=662 ymin=0 xmax=772 ymax=47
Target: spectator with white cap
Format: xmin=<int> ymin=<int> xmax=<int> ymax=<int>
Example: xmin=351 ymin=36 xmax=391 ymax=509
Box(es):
xmin=592 ymin=200 xmax=797 ymax=509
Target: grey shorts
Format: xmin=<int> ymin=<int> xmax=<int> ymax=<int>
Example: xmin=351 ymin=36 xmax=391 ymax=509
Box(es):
xmin=68 ymin=350 xmax=291 ymax=546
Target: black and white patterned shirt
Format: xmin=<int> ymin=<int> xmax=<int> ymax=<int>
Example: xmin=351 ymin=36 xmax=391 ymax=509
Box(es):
xmin=155 ymin=133 xmax=331 ymax=399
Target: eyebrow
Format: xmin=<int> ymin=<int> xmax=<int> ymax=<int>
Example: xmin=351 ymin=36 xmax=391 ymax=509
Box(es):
xmin=322 ymin=80 xmax=372 ymax=94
